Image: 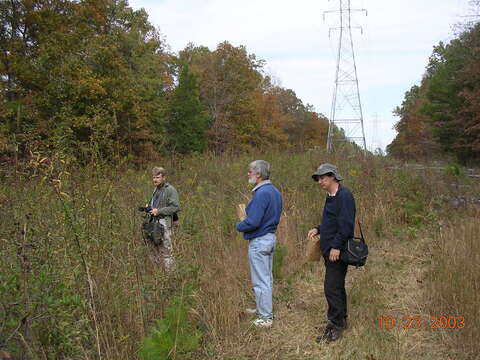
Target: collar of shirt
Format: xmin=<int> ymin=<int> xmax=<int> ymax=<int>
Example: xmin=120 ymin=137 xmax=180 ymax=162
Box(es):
xmin=327 ymin=184 xmax=341 ymax=197
xmin=251 ymin=179 xmax=271 ymax=192
xmin=156 ymin=182 xmax=169 ymax=190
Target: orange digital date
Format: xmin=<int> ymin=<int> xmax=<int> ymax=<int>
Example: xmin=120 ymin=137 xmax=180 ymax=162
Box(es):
xmin=430 ymin=316 xmax=465 ymax=329
xmin=378 ymin=315 xmax=465 ymax=329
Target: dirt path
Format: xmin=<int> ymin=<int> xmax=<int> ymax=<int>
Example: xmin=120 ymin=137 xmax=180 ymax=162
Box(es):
xmin=227 ymin=232 xmax=447 ymax=360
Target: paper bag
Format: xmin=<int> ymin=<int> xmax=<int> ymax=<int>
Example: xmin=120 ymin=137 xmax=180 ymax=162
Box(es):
xmin=306 ymin=236 xmax=321 ymax=262
xmin=237 ymin=203 xmax=246 ymax=221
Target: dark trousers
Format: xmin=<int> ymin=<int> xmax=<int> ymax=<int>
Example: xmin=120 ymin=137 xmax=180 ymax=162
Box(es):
xmin=323 ymin=256 xmax=348 ymax=329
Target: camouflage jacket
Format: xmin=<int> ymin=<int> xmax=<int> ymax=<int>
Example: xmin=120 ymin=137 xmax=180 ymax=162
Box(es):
xmin=148 ymin=183 xmax=180 ymax=227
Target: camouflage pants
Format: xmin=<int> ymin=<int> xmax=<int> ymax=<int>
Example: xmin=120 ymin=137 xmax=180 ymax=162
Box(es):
xmin=150 ymin=218 xmax=175 ymax=271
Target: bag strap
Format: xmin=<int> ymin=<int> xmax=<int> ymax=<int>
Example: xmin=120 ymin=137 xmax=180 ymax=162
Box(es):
xmin=356 ymin=219 xmax=365 ymax=243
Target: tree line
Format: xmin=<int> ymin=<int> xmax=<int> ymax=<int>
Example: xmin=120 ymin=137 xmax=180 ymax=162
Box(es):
xmin=387 ymin=10 xmax=480 ymax=164
xmin=0 ymin=0 xmax=340 ymax=164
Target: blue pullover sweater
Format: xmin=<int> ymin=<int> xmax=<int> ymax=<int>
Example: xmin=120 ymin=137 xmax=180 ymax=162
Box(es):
xmin=236 ymin=182 xmax=283 ymax=240
xmin=316 ymin=185 xmax=356 ymax=256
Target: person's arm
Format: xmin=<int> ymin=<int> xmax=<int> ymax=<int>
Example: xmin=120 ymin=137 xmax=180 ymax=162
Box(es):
xmin=330 ymin=191 xmax=355 ymax=251
xmin=236 ymin=192 xmax=268 ymax=233
xmin=157 ymin=187 xmax=180 ymax=216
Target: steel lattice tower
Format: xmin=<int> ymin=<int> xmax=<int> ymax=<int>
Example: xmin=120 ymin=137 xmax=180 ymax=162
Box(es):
xmin=325 ymin=0 xmax=367 ymax=152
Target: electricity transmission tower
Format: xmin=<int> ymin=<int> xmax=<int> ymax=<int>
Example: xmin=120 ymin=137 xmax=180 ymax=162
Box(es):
xmin=325 ymin=0 xmax=367 ymax=152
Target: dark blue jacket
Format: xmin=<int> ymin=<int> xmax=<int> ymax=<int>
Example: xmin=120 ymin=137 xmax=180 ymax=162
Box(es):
xmin=316 ymin=185 xmax=356 ymax=256
xmin=236 ymin=183 xmax=283 ymax=240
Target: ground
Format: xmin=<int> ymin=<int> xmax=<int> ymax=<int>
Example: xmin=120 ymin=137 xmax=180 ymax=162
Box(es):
xmin=221 ymin=233 xmax=449 ymax=360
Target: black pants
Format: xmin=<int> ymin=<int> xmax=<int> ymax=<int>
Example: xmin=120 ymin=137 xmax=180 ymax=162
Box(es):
xmin=324 ymin=257 xmax=348 ymax=329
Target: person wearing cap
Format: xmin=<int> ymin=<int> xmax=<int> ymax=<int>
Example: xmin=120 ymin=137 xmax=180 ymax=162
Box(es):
xmin=307 ymin=163 xmax=356 ymax=343
xmin=236 ymin=160 xmax=283 ymax=328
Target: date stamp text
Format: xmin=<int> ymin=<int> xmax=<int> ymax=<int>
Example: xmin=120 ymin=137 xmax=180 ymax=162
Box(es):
xmin=378 ymin=315 xmax=465 ymax=329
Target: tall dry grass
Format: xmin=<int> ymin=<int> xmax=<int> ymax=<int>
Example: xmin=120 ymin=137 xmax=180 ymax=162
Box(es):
xmin=426 ymin=207 xmax=480 ymax=360
xmin=0 ymin=149 xmax=474 ymax=359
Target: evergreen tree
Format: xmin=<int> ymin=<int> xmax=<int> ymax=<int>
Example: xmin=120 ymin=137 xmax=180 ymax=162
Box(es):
xmin=166 ymin=64 xmax=208 ymax=154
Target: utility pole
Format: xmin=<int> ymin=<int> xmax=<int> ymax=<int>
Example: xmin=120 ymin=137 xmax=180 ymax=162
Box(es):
xmin=325 ymin=0 xmax=367 ymax=153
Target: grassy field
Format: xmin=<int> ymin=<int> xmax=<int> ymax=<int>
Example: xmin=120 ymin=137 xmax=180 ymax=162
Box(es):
xmin=0 ymin=150 xmax=478 ymax=359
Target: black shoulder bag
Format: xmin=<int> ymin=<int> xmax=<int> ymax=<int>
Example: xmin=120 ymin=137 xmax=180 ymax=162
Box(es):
xmin=142 ymin=215 xmax=165 ymax=246
xmin=340 ymin=220 xmax=368 ymax=268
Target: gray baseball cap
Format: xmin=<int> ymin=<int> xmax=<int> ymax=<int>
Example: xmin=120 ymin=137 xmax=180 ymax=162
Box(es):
xmin=312 ymin=163 xmax=343 ymax=181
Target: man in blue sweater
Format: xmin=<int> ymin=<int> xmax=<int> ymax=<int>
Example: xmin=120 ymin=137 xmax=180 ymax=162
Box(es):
xmin=307 ymin=163 xmax=355 ymax=343
xmin=236 ymin=160 xmax=283 ymax=328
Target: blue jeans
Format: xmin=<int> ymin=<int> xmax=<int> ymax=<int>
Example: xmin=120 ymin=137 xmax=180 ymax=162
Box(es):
xmin=248 ymin=233 xmax=276 ymax=320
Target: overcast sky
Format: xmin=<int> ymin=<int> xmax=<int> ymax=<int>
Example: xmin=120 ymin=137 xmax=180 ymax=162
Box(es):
xmin=129 ymin=0 xmax=473 ymax=151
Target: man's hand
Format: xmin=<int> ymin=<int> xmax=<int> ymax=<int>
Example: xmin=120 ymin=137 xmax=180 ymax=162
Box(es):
xmin=329 ymin=248 xmax=340 ymax=262
xmin=307 ymin=228 xmax=319 ymax=239
xmin=150 ymin=208 xmax=159 ymax=216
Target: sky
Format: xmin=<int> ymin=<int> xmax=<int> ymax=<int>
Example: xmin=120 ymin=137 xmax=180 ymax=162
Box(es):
xmin=128 ymin=0 xmax=474 ymax=151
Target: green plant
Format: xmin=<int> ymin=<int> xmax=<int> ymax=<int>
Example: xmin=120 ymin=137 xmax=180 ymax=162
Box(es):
xmin=272 ymin=243 xmax=287 ymax=280
xmin=402 ymin=199 xmax=425 ymax=226
xmin=445 ymin=163 xmax=464 ymax=177
xmin=139 ymin=284 xmax=202 ymax=360
xmin=373 ymin=216 xmax=386 ymax=237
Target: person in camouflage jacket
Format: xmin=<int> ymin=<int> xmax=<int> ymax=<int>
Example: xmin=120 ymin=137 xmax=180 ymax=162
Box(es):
xmin=148 ymin=166 xmax=180 ymax=270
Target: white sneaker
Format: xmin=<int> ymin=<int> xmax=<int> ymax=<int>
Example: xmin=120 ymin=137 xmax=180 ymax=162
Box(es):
xmin=253 ymin=318 xmax=273 ymax=327
xmin=163 ymin=256 xmax=176 ymax=272
xmin=245 ymin=308 xmax=257 ymax=314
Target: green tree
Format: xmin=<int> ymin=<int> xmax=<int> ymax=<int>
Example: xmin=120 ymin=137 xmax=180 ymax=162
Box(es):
xmin=389 ymin=22 xmax=480 ymax=163
xmin=179 ymin=43 xmax=333 ymax=151
xmin=166 ymin=64 xmax=208 ymax=154
xmin=179 ymin=42 xmax=267 ymax=151
xmin=0 ymin=0 xmax=173 ymax=162
xmin=421 ymin=24 xmax=480 ymax=163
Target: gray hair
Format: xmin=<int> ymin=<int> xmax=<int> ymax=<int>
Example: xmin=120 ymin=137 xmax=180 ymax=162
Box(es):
xmin=249 ymin=160 xmax=271 ymax=180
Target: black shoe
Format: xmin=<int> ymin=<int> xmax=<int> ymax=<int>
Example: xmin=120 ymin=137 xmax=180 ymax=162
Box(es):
xmin=315 ymin=324 xmax=334 ymax=343
xmin=326 ymin=327 xmax=343 ymax=342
